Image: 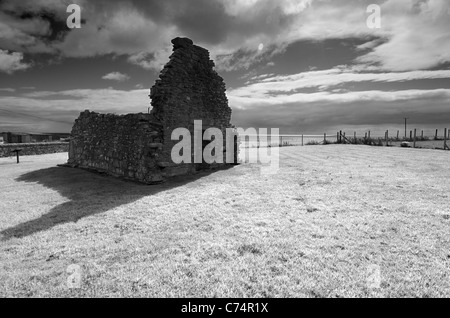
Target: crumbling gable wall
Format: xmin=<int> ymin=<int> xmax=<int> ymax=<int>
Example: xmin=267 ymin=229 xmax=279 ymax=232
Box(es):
xmin=67 ymin=37 xmax=236 ymax=184
xmin=150 ymin=37 xmax=234 ymax=173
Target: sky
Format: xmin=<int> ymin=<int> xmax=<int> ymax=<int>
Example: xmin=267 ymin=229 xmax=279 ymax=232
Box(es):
xmin=0 ymin=0 xmax=449 ymax=135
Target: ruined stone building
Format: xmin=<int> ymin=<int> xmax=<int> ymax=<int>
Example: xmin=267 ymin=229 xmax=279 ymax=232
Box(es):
xmin=67 ymin=37 xmax=238 ymax=184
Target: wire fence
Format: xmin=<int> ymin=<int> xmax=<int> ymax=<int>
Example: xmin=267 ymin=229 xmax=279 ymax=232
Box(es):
xmin=336 ymin=128 xmax=450 ymax=150
xmin=239 ymin=134 xmax=337 ymax=148
xmin=239 ymin=128 xmax=450 ymax=150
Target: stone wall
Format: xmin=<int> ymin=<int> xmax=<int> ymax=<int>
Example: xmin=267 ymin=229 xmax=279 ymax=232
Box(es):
xmin=67 ymin=111 xmax=165 ymax=184
xmin=67 ymin=37 xmax=238 ymax=184
xmin=0 ymin=142 xmax=69 ymax=158
xmin=150 ymin=37 xmax=235 ymax=172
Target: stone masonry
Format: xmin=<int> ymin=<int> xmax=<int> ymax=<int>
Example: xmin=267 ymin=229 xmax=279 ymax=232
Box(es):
xmin=67 ymin=37 xmax=238 ymax=184
xmin=0 ymin=142 xmax=68 ymax=158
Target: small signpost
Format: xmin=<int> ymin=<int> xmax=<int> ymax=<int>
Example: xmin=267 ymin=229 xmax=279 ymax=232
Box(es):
xmin=385 ymin=130 xmax=389 ymax=146
xmin=11 ymin=148 xmax=22 ymax=163
xmin=445 ymin=128 xmax=449 ymax=150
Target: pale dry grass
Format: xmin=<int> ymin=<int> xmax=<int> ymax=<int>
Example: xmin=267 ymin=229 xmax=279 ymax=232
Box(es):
xmin=0 ymin=146 xmax=449 ymax=297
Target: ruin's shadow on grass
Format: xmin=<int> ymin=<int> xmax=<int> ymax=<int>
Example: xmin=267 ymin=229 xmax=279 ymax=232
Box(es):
xmin=1 ymin=165 xmax=231 ymax=240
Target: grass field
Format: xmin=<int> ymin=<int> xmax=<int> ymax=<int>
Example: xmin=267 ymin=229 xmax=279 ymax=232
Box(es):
xmin=0 ymin=145 xmax=449 ymax=297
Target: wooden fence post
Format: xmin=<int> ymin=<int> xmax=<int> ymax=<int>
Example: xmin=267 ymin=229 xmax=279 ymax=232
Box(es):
xmin=445 ymin=128 xmax=448 ymax=150
xmin=385 ymin=130 xmax=389 ymax=146
xmin=368 ymin=131 xmax=371 ymax=139
xmin=410 ymin=130 xmax=412 ymax=140
xmin=435 ymin=129 xmax=438 ymax=140
xmin=302 ymin=134 xmax=304 ymax=146
xmin=413 ymin=129 xmax=417 ymax=148
xmin=396 ymin=130 xmax=399 ymax=140
xmin=421 ymin=130 xmax=424 ymax=140
xmin=324 ymin=133 xmax=326 ymax=144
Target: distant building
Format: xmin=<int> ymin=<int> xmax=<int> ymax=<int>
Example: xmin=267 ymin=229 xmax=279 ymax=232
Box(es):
xmin=30 ymin=133 xmax=53 ymax=143
xmin=0 ymin=132 xmax=70 ymax=144
xmin=3 ymin=132 xmax=32 ymax=143
xmin=46 ymin=133 xmax=71 ymax=141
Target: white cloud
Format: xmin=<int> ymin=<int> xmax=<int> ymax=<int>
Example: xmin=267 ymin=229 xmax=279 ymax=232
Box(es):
xmin=228 ymin=88 xmax=450 ymax=109
xmin=54 ymin=3 xmax=175 ymax=58
xmin=1 ymin=0 xmax=448 ymax=73
xmin=0 ymin=8 xmax=59 ymax=54
xmin=101 ymin=72 xmax=130 ymax=82
xmin=207 ymin=0 xmax=450 ymax=71
xmin=19 ymin=88 xmax=148 ymax=112
xmin=0 ymin=87 xmax=151 ymax=132
xmin=216 ymin=44 xmax=287 ymax=72
xmin=232 ymin=67 xmax=450 ymax=99
xmin=0 ymin=49 xmax=30 ymax=74
xmin=0 ymin=88 xmax=15 ymax=92
xmin=1 ymin=85 xmax=448 ymax=134
xmin=228 ymin=85 xmax=450 ymax=134
xmin=355 ymin=0 xmax=450 ymax=71
xmin=127 ymin=46 xmax=172 ymax=71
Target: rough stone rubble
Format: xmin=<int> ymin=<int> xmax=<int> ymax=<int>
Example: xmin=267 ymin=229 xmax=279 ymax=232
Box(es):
xmin=67 ymin=37 xmax=238 ymax=183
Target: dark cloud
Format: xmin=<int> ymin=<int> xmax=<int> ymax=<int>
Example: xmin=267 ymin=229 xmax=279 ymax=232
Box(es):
xmin=87 ymin=0 xmax=298 ymax=45
xmin=1 ymin=0 xmax=300 ymax=54
xmin=24 ymin=11 xmax=69 ymax=42
xmin=171 ymin=0 xmax=231 ymax=44
xmin=0 ymin=0 xmax=72 ymax=53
